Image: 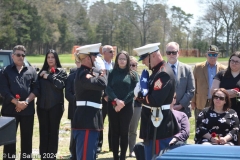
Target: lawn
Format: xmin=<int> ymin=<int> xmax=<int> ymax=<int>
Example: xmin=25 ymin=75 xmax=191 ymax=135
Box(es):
xmin=26 ymin=54 xmax=229 ymax=64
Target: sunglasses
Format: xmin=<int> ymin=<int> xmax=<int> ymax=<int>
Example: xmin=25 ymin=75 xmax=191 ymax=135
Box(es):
xmin=229 ymin=59 xmax=240 ymax=65
xmin=208 ymin=53 xmax=218 ymax=57
xmin=14 ymin=53 xmax=26 ymax=57
xmin=213 ymin=95 xmax=225 ymax=101
xmin=130 ymin=64 xmax=137 ymax=67
xmin=166 ymin=51 xmax=178 ymax=55
xmin=119 ymin=58 xmax=127 ymax=61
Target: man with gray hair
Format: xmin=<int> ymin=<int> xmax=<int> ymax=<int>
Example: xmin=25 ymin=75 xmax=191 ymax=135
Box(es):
xmin=97 ymin=45 xmax=115 ymax=153
xmin=0 ymin=45 xmax=39 ymax=159
xmin=166 ymin=42 xmax=195 ymax=118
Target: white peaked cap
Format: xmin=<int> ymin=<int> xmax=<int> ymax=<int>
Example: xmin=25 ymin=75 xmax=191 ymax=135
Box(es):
xmin=133 ymin=42 xmax=160 ymax=61
xmin=76 ymin=43 xmax=101 ymax=54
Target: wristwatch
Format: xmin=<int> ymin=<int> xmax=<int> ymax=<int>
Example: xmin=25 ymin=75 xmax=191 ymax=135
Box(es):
xmin=25 ymin=98 xmax=29 ymax=104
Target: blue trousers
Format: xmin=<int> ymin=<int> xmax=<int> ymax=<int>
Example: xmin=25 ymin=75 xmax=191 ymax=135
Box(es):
xmin=144 ymin=137 xmax=173 ymax=160
xmin=73 ymin=130 xmax=99 ymax=160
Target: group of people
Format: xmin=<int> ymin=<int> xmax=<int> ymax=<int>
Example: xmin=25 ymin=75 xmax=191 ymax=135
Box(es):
xmin=0 ymin=46 xmax=67 ymax=160
xmin=1 ymin=42 xmax=240 ymax=160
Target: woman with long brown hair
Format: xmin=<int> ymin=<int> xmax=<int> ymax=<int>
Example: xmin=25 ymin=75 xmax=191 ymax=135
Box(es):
xmin=195 ymin=88 xmax=239 ymax=145
xmin=106 ymin=51 xmax=138 ymax=160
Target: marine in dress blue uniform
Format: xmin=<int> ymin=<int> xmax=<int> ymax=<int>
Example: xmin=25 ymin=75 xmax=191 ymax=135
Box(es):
xmin=72 ymin=43 xmax=107 ymax=160
xmin=133 ymin=43 xmax=179 ymax=160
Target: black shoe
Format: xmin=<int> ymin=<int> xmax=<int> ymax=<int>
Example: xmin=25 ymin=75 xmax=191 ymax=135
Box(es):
xmin=97 ymin=147 xmax=102 ymax=153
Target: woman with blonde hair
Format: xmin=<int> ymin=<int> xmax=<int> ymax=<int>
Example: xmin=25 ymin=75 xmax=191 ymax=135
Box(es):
xmin=71 ymin=43 xmax=107 ymax=160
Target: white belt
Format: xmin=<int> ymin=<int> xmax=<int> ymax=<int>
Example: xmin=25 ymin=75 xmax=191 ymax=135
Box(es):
xmin=143 ymin=104 xmax=170 ymax=110
xmin=76 ymin=101 xmax=102 ymax=109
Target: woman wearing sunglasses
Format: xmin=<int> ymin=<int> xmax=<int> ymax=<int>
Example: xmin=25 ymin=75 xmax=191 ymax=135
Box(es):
xmin=195 ymin=88 xmax=239 ymax=145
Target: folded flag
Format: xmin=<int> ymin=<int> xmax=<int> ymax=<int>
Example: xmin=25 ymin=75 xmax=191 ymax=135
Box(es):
xmin=140 ymin=69 xmax=149 ymax=96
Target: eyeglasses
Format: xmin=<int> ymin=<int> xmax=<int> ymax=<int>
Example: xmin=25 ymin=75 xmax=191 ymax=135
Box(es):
xmin=14 ymin=53 xmax=26 ymax=57
xmin=213 ymin=95 xmax=225 ymax=101
xmin=109 ymin=50 xmax=114 ymax=53
xmin=208 ymin=53 xmax=218 ymax=57
xmin=130 ymin=64 xmax=137 ymax=67
xmin=166 ymin=51 xmax=178 ymax=55
xmin=119 ymin=58 xmax=127 ymax=61
xmin=230 ymin=59 xmax=240 ymax=65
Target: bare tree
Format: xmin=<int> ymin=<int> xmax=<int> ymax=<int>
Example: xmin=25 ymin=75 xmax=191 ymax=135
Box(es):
xmin=117 ymin=0 xmax=165 ymax=45
xmin=208 ymin=0 xmax=240 ymax=56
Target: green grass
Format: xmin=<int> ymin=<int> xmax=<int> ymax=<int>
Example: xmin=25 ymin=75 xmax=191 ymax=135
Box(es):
xmin=26 ymin=54 xmax=229 ymax=64
xmin=26 ymin=54 xmax=75 ymax=64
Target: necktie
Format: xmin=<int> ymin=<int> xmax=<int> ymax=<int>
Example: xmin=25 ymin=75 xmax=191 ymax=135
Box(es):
xmin=171 ymin=65 xmax=176 ymax=76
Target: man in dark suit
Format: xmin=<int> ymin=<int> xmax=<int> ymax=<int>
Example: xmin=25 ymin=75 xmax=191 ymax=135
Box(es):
xmin=166 ymin=42 xmax=195 ymax=118
xmin=65 ymin=60 xmax=81 ymax=160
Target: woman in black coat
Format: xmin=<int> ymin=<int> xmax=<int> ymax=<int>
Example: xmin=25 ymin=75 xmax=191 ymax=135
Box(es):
xmin=37 ymin=49 xmax=67 ymax=159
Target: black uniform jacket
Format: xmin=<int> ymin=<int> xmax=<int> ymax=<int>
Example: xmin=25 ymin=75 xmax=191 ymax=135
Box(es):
xmin=65 ymin=70 xmax=76 ymax=120
xmin=72 ymin=65 xmax=107 ymax=130
xmin=37 ymin=68 xmax=67 ymax=110
xmin=139 ymin=61 xmax=179 ymax=140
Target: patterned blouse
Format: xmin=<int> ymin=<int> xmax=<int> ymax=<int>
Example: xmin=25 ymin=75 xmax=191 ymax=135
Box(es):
xmin=195 ymin=107 xmax=239 ymax=145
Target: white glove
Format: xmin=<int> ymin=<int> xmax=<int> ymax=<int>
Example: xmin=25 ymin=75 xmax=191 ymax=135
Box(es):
xmin=134 ymin=82 xmax=141 ymax=97
xmin=94 ymin=56 xmax=105 ymax=70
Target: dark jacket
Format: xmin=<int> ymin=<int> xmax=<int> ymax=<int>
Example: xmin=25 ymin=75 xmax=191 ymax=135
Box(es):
xmin=172 ymin=110 xmax=190 ymax=141
xmin=65 ymin=69 xmax=77 ymax=119
xmin=139 ymin=61 xmax=179 ymax=140
xmin=0 ymin=63 xmax=39 ymax=116
xmin=37 ymin=68 xmax=67 ymax=110
xmin=72 ymin=65 xmax=107 ymax=130
xmin=106 ymin=68 xmax=138 ymax=104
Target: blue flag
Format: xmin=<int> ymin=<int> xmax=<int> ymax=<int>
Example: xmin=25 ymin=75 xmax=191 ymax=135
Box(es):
xmin=140 ymin=69 xmax=149 ymax=96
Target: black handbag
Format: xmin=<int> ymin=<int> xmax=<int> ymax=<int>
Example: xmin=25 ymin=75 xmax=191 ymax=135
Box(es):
xmin=0 ymin=116 xmax=16 ymax=146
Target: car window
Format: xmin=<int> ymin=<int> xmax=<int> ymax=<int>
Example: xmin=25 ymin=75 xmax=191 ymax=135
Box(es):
xmin=24 ymin=59 xmax=30 ymax=67
xmin=0 ymin=54 xmax=11 ymax=69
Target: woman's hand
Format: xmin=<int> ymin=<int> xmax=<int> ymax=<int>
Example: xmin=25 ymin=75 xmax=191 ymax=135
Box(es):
xmin=210 ymin=137 xmax=220 ymax=144
xmin=115 ymin=105 xmax=123 ymax=112
xmin=40 ymin=70 xmax=47 ymax=77
xmin=218 ymin=137 xmax=227 ymax=145
xmin=229 ymin=89 xmax=238 ymax=98
xmin=116 ymin=99 xmax=125 ymax=108
xmin=43 ymin=73 xmax=49 ymax=79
